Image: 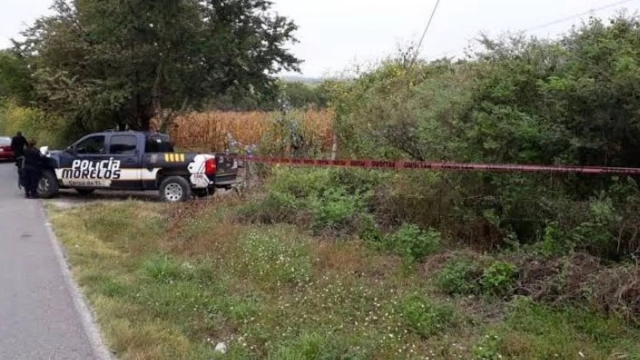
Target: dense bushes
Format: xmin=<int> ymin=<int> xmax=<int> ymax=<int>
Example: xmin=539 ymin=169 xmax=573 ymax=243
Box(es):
xmin=433 ymin=255 xmax=518 ymax=298
xmin=239 ymin=167 xmax=444 ymax=262
xmin=239 ymin=14 xmax=640 ymax=324
xmin=316 ymin=14 xmax=640 ymax=261
xmin=240 ymin=168 xmax=380 ymax=235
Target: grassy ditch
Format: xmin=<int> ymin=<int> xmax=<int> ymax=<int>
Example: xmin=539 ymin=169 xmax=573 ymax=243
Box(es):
xmin=47 ymin=197 xmax=640 ymax=360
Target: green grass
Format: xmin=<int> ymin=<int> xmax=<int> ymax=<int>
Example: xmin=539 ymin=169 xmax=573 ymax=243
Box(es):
xmin=47 ymin=199 xmax=640 ymax=359
xmin=478 ymin=298 xmax=640 ymax=359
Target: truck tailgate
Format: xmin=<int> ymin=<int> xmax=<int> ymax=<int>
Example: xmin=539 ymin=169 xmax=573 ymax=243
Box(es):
xmin=214 ymin=153 xmax=238 ymax=187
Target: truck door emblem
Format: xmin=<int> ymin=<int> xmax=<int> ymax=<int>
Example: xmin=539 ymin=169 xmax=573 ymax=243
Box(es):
xmin=58 ymin=158 xmax=122 ymax=187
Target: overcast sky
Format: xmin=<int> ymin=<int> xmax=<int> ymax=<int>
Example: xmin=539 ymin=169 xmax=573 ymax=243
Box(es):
xmin=1 ymin=0 xmax=638 ymax=78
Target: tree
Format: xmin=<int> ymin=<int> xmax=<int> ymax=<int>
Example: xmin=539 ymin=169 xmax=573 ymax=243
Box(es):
xmin=16 ymin=0 xmax=301 ymax=133
xmin=468 ymin=15 xmax=640 ymax=169
xmin=0 ymin=49 xmax=34 ymax=106
xmin=277 ymin=81 xmax=328 ymax=109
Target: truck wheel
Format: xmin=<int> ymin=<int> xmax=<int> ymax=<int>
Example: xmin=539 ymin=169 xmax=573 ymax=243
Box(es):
xmin=75 ymin=188 xmax=95 ymax=196
xmin=37 ymin=170 xmax=59 ymax=199
xmin=159 ymin=176 xmax=191 ymax=202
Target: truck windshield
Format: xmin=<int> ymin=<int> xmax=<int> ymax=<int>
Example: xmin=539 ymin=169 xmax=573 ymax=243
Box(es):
xmin=145 ymin=138 xmax=175 ymax=153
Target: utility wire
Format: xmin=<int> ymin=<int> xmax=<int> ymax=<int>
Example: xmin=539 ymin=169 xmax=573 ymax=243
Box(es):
xmin=422 ymin=0 xmax=638 ymax=61
xmin=410 ymin=0 xmax=442 ymax=66
xmin=524 ymin=0 xmax=637 ymax=32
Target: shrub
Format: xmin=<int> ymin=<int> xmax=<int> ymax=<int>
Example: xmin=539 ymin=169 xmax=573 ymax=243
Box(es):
xmin=240 ymin=168 xmax=378 ymax=236
xmin=572 ymin=193 xmax=620 ymax=257
xmin=434 ymin=257 xmax=518 ymax=298
xmin=238 ymin=190 xmax=301 ymax=225
xmin=308 ymin=187 xmax=372 ymax=236
xmin=384 ymin=224 xmax=441 ymax=263
xmin=357 ymin=213 xmax=383 ymax=243
xmin=267 ymin=167 xmax=332 ymax=199
xmin=434 ymin=258 xmax=483 ymax=296
xmin=327 ymin=168 xmax=390 ymax=196
xmin=238 ymin=168 xmax=328 ymax=225
xmin=481 ymin=261 xmax=518 ymax=297
xmin=534 ymin=184 xmax=640 ymax=260
xmin=537 ymin=222 xmax=574 ymax=257
xmin=400 ymin=293 xmax=457 ymax=338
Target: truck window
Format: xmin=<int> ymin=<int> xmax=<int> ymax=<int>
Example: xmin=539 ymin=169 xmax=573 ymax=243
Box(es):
xmin=109 ymin=135 xmax=138 ymax=155
xmin=145 ymin=138 xmax=175 ymax=153
xmin=75 ymin=135 xmax=105 ymax=154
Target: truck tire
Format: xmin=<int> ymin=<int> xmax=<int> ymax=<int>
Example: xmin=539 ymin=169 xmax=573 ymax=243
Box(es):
xmin=38 ymin=170 xmax=59 ymax=199
xmin=159 ymin=176 xmax=191 ymax=202
xmin=75 ymin=188 xmax=95 ymax=196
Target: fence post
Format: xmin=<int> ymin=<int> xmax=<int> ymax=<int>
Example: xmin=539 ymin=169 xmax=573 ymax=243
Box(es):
xmin=330 ymin=133 xmax=338 ymax=160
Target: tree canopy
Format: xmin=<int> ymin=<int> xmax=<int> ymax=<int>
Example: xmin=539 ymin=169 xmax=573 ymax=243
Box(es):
xmin=321 ymin=14 xmax=640 ymax=252
xmin=0 ymin=49 xmax=34 ymax=106
xmin=15 ymin=0 xmax=301 ymax=132
xmin=330 ymin=14 xmax=640 ymax=170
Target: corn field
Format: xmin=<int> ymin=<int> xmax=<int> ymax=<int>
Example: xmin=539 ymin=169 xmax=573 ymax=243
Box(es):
xmin=167 ymin=109 xmax=334 ymax=154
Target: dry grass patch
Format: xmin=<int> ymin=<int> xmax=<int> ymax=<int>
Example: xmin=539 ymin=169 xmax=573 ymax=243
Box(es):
xmin=166 ymin=109 xmax=334 ymax=152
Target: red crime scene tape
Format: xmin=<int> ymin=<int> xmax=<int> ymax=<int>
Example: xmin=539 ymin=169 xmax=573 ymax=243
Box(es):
xmin=237 ymin=156 xmax=640 ymax=175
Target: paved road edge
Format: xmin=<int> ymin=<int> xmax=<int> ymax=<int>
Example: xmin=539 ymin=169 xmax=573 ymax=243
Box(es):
xmin=39 ymin=203 xmax=114 ymax=360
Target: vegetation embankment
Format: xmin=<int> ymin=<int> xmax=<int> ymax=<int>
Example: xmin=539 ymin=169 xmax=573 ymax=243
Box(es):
xmin=49 ymin=197 xmax=640 ymax=360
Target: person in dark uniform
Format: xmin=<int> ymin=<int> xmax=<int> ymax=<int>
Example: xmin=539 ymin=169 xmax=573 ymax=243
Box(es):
xmin=11 ymin=131 xmax=27 ymax=165
xmin=22 ymin=139 xmax=44 ymax=199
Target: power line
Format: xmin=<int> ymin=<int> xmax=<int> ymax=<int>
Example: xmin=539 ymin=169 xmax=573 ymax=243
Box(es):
xmin=410 ymin=0 xmax=442 ymax=66
xmin=423 ymin=0 xmax=638 ymax=61
xmin=524 ymin=0 xmax=637 ymax=32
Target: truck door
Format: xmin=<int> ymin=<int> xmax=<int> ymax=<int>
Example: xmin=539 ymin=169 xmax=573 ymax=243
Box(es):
xmin=59 ymin=134 xmax=116 ymax=189
xmin=106 ymin=134 xmax=142 ymax=189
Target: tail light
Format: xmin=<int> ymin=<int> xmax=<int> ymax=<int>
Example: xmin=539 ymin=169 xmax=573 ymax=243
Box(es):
xmin=205 ymin=158 xmax=217 ymax=175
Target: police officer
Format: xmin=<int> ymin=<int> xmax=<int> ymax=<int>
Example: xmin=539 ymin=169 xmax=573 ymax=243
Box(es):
xmin=22 ymin=139 xmax=44 ymax=199
xmin=11 ymin=131 xmax=27 ymax=167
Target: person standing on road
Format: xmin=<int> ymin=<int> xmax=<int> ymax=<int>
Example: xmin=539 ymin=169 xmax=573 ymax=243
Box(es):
xmin=11 ymin=131 xmax=27 ymax=164
xmin=22 ymin=139 xmax=44 ymax=199
xmin=11 ymin=131 xmax=28 ymax=190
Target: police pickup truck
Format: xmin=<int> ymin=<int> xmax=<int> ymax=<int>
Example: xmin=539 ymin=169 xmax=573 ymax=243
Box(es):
xmin=37 ymin=130 xmax=238 ymax=202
